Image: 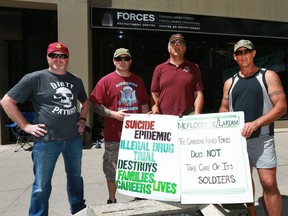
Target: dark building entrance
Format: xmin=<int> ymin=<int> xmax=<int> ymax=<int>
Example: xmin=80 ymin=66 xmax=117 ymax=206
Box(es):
xmin=90 ymin=7 xmax=288 ymax=118
xmin=0 ymin=7 xmax=57 ymax=142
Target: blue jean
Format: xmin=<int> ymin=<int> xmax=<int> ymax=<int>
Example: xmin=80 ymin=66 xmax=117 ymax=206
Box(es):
xmin=29 ymin=136 xmax=86 ymax=216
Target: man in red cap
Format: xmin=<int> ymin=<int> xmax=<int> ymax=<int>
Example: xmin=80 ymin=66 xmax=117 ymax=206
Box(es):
xmin=0 ymin=42 xmax=88 ymax=215
xmin=150 ymin=33 xmax=204 ymax=116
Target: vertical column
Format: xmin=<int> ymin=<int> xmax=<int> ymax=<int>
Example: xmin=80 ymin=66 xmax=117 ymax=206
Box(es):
xmin=57 ymin=0 xmax=93 ymax=145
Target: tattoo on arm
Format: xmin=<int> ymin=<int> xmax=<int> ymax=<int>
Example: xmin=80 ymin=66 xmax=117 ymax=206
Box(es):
xmin=269 ymin=90 xmax=283 ymax=98
xmin=93 ymin=104 xmax=111 ymax=117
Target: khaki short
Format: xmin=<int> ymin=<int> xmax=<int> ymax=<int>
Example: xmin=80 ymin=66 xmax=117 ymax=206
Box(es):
xmin=103 ymin=141 xmax=119 ymax=182
xmin=247 ymin=135 xmax=277 ymax=168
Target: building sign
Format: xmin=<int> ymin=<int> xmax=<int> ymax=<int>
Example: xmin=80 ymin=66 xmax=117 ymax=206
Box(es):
xmin=91 ymin=7 xmax=200 ymax=32
xmin=91 ymin=7 xmax=288 ymax=39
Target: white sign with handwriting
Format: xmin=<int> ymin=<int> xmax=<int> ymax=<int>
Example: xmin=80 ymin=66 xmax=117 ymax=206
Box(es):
xmin=178 ymin=112 xmax=253 ymax=204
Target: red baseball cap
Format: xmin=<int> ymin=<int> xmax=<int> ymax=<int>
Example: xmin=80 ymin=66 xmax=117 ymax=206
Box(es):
xmin=47 ymin=42 xmax=69 ymax=56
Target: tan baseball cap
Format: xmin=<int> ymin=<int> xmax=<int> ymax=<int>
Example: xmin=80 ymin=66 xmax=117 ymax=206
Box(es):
xmin=234 ymin=39 xmax=254 ymax=53
xmin=113 ymin=48 xmax=131 ymax=58
xmin=169 ymin=33 xmax=185 ymax=43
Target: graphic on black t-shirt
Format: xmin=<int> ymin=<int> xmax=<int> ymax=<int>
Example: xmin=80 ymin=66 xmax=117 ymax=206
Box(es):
xmin=50 ymin=82 xmax=77 ymax=115
xmin=53 ymin=87 xmax=73 ymax=108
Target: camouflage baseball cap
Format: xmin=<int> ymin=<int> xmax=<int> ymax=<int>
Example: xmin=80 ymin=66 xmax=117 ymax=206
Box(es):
xmin=113 ymin=48 xmax=131 ymax=58
xmin=169 ymin=33 xmax=185 ymax=43
xmin=234 ymin=39 xmax=254 ymax=53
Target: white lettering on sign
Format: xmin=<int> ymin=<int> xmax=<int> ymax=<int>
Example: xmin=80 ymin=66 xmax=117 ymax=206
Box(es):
xmin=117 ymin=12 xmax=155 ymax=22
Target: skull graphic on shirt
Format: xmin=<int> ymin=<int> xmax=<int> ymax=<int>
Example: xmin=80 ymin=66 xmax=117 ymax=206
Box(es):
xmin=53 ymin=87 xmax=74 ymax=108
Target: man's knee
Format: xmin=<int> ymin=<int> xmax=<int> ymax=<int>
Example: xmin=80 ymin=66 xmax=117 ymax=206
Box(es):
xmin=261 ymin=180 xmax=279 ymax=193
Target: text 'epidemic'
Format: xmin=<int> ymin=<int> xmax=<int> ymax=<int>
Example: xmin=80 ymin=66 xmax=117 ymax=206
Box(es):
xmin=125 ymin=120 xmax=172 ymax=141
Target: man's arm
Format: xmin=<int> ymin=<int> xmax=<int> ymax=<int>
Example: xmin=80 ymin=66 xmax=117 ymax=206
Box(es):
xmin=141 ymin=103 xmax=150 ymax=113
xmin=0 ymin=94 xmax=47 ymax=137
xmin=150 ymin=92 xmax=160 ymax=114
xmin=219 ymin=78 xmax=232 ymax=112
xmin=0 ymin=94 xmax=29 ymax=129
xmin=79 ymin=99 xmax=89 ymax=119
xmin=92 ymin=103 xmax=111 ymax=117
xmin=77 ymin=99 xmax=89 ymax=134
xmin=92 ymin=103 xmax=128 ymax=121
xmin=252 ymin=70 xmax=287 ymax=127
xmin=193 ymin=90 xmax=204 ymax=114
xmin=242 ymin=70 xmax=287 ymax=138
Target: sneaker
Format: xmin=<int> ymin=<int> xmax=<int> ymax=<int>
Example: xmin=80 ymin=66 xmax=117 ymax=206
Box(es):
xmin=107 ymin=199 xmax=117 ymax=204
xmin=95 ymin=143 xmax=101 ymax=149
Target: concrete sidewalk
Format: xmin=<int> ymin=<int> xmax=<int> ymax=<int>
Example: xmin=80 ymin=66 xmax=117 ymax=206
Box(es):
xmin=0 ymin=129 xmax=287 ymax=216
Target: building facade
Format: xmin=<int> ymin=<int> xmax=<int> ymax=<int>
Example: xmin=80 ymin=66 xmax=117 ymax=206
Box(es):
xmin=0 ymin=0 xmax=287 ymax=144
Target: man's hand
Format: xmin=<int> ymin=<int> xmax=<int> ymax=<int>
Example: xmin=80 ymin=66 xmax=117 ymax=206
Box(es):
xmin=149 ymin=104 xmax=160 ymax=114
xmin=241 ymin=121 xmax=259 ymax=138
xmin=77 ymin=119 xmax=86 ymax=135
xmin=111 ymin=110 xmax=129 ymax=121
xmin=24 ymin=123 xmax=47 ymax=137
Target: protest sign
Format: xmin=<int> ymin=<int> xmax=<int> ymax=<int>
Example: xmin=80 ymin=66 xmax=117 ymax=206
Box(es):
xmin=116 ymin=113 xmax=181 ymax=201
xmin=116 ymin=112 xmax=253 ymax=204
xmin=178 ymin=112 xmax=253 ymax=204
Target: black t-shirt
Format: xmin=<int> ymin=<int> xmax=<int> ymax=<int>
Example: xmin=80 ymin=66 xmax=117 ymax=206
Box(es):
xmin=8 ymin=69 xmax=87 ymax=141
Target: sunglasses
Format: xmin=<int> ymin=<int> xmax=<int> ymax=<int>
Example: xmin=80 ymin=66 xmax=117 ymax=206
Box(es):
xmin=234 ymin=49 xmax=253 ymax=56
xmin=169 ymin=41 xmax=185 ymax=47
xmin=48 ymin=53 xmax=69 ymax=59
xmin=114 ymin=56 xmax=131 ymax=61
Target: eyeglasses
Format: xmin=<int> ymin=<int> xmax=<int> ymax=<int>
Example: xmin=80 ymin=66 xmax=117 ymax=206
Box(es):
xmin=169 ymin=41 xmax=185 ymax=47
xmin=234 ymin=49 xmax=253 ymax=56
xmin=114 ymin=56 xmax=131 ymax=61
xmin=48 ymin=53 xmax=69 ymax=59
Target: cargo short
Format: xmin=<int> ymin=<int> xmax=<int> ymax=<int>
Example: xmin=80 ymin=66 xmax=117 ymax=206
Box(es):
xmin=103 ymin=141 xmax=120 ymax=182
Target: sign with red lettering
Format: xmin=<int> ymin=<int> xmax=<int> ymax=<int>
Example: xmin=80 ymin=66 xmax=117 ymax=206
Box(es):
xmin=117 ymin=112 xmax=253 ymax=204
xmin=116 ymin=114 xmax=180 ymax=201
